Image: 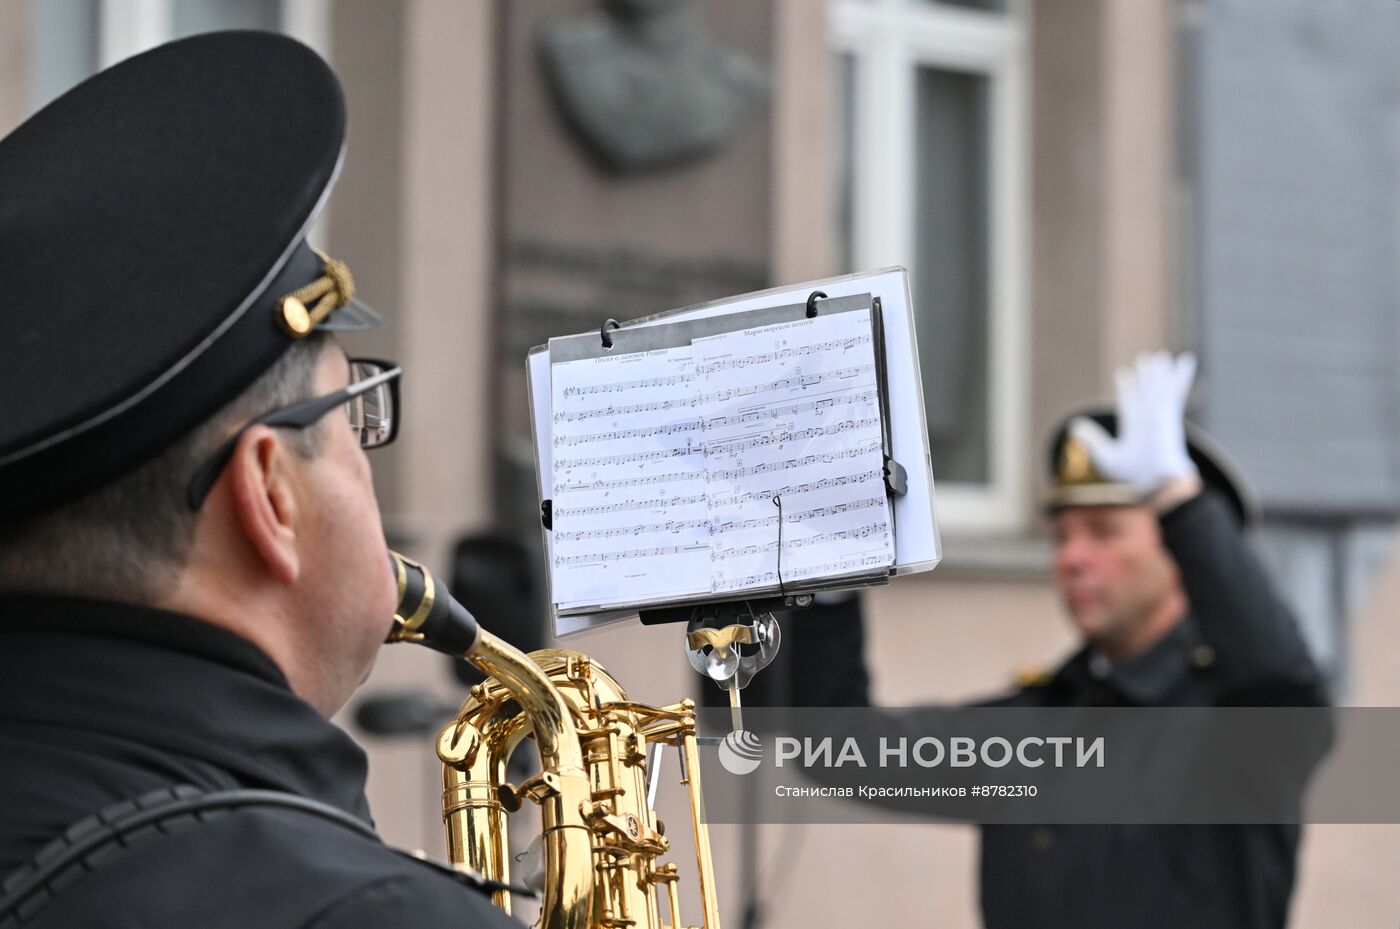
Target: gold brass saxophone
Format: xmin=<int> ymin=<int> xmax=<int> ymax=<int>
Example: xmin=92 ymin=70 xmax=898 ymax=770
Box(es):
xmin=386 ymin=551 xmax=722 ymax=929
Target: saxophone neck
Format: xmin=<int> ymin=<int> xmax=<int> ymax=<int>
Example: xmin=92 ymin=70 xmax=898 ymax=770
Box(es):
xmin=467 ymin=631 xmax=584 ymax=771
xmin=386 ymin=549 xmax=583 ymax=769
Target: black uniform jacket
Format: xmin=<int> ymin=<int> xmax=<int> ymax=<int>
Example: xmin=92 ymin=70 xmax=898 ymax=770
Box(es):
xmin=794 ymin=490 xmax=1331 ymax=929
xmin=0 ymin=595 xmax=522 ymax=928
xmin=973 ymin=493 xmax=1330 ymax=929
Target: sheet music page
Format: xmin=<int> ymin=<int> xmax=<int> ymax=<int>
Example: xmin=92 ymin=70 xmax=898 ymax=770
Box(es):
xmin=549 ymin=345 xmax=712 ymax=609
xmin=694 ymin=309 xmax=895 ymax=594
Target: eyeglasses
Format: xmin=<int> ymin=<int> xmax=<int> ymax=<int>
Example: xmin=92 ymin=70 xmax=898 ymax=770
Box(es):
xmin=186 ymin=358 xmax=402 ymax=510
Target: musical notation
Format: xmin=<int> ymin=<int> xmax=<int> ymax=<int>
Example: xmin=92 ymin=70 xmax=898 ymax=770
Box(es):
xmin=554 ymin=494 xmax=707 ymax=519
xmin=707 ymin=441 xmax=882 ymax=482
xmin=555 ymin=446 xmax=699 ymax=471
xmin=554 ymin=395 xmax=701 ymax=424
xmin=708 ymin=470 xmax=883 ymax=509
xmin=711 ymin=541 xmax=775 ymax=560
xmin=707 ymin=496 xmax=887 ymax=536
xmin=555 ymin=496 xmax=888 ymax=550
xmin=701 ymin=418 xmax=880 ymax=458
xmin=554 ymin=543 xmax=709 ymax=567
xmin=554 ymin=518 xmax=709 ymax=542
xmin=787 ymin=495 xmax=885 ymax=522
xmin=548 ymin=307 xmax=895 ymax=611
xmin=553 ymin=419 xmax=701 ymax=448
xmin=710 ymin=515 xmax=777 ymax=535
xmin=784 ymin=553 xmax=890 ymax=580
xmin=696 ymin=364 xmax=874 ymax=405
xmin=786 ymin=522 xmax=888 ymax=547
xmin=713 ymin=522 xmax=888 ymax=560
xmin=693 ymin=332 xmax=872 ymax=375
xmin=712 ymin=571 xmax=777 ymax=591
xmin=562 ymin=372 xmax=693 ymax=399
xmin=711 ymin=556 xmax=889 ymax=593
xmin=702 ymin=389 xmax=878 ymax=429
xmin=555 ymin=470 xmax=699 ymax=493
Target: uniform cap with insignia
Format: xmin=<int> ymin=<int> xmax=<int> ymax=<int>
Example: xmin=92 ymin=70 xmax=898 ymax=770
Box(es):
xmin=0 ymin=30 xmax=380 ymax=522
xmin=1045 ymin=409 xmax=1259 ymax=527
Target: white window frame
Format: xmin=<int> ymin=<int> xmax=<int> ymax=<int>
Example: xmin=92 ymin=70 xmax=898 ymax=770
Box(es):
xmin=99 ymin=0 xmax=330 ymax=68
xmin=831 ymin=0 xmax=1030 ymax=533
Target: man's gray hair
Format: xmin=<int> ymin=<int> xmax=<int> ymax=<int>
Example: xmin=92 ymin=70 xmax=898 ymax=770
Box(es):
xmin=0 ymin=334 xmax=331 ymax=602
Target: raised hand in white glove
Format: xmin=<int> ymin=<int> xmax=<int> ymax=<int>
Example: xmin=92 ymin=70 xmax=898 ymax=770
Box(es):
xmin=1069 ymin=351 xmax=1199 ymax=502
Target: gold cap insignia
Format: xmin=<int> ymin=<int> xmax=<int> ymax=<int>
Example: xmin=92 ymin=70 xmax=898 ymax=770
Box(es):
xmin=1013 ymin=665 xmax=1054 ymax=688
xmin=1058 ymin=436 xmax=1102 ymax=486
xmin=276 ymin=248 xmax=356 ymax=337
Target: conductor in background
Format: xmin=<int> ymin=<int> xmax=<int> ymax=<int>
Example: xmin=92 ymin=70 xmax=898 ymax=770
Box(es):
xmin=797 ymin=352 xmax=1330 ymax=929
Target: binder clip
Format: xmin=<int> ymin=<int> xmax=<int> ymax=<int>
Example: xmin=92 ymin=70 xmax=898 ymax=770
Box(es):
xmin=883 ymin=455 xmax=908 ymax=497
xmin=600 ymin=318 xmax=621 ymax=349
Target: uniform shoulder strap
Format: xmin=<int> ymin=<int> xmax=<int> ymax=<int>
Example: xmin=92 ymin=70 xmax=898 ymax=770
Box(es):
xmin=0 ymin=785 xmax=527 ymax=927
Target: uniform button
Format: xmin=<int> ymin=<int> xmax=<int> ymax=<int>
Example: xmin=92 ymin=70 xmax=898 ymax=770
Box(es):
xmin=1031 ymin=827 xmax=1054 ymax=851
xmin=1192 ymin=645 xmax=1215 ymax=669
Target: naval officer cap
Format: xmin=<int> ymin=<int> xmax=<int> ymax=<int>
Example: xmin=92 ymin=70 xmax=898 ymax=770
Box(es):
xmin=1045 ymin=409 xmax=1260 ymax=528
xmin=0 ymin=31 xmax=379 ymax=522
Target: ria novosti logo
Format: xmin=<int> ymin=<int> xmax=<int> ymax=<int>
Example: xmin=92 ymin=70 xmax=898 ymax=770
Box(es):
xmin=718 ymin=730 xmax=764 ymax=775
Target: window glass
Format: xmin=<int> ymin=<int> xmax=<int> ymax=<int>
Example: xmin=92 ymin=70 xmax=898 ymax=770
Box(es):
xmin=30 ymin=0 xmax=100 ymax=111
xmin=30 ymin=1 xmax=288 ymax=114
xmin=913 ymin=66 xmax=991 ymax=484
xmin=172 ymin=0 xmax=281 ymax=37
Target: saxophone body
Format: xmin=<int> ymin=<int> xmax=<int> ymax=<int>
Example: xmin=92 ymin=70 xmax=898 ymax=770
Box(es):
xmin=387 ymin=551 xmax=722 ymax=929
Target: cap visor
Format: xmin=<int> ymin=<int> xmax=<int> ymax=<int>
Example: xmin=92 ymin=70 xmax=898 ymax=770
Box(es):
xmin=1043 ymin=483 xmax=1145 ymax=512
xmin=316 ymin=296 xmax=382 ymax=332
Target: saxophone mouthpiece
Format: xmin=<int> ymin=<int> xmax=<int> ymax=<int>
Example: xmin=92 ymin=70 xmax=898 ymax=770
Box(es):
xmin=386 ymin=550 xmax=481 ymax=657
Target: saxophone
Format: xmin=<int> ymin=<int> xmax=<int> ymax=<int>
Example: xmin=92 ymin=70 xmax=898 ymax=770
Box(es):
xmin=386 ymin=551 xmax=722 ymax=929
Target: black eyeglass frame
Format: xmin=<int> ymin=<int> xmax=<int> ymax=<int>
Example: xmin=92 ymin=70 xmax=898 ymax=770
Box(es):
xmin=185 ymin=358 xmax=402 ymax=511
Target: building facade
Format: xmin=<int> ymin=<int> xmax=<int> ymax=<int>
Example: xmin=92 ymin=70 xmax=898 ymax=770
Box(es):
xmin=4 ymin=1 xmax=1400 ymax=925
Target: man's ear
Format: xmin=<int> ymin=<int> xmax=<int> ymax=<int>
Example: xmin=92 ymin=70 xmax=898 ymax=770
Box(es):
xmin=226 ymin=426 xmax=302 ymax=584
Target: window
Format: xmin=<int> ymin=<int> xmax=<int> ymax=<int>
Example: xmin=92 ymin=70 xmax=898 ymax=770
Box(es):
xmin=831 ymin=0 xmax=1028 ymax=532
xmin=30 ymin=0 xmax=329 ymax=113
xmin=28 ymin=0 xmax=100 ymax=112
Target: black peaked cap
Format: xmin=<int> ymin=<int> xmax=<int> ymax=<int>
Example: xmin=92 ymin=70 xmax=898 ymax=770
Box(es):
xmin=0 ymin=31 xmax=373 ymax=521
xmin=1046 ymin=409 xmax=1260 ymax=528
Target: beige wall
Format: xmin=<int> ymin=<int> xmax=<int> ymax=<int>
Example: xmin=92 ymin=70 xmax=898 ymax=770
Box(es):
xmin=0 ymin=2 xmax=30 ymax=136
xmin=1101 ymin=0 xmax=1175 ymax=368
xmin=770 ymin=0 xmax=836 ymax=284
xmin=327 ymin=0 xmax=500 ymax=849
xmin=1291 ymin=528 xmax=1400 ymax=925
xmin=1030 ymin=0 xmax=1177 ymax=510
xmin=330 ymin=0 xmax=497 ymax=564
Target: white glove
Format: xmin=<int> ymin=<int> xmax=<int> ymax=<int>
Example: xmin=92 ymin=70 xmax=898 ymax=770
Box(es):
xmin=1069 ymin=351 xmax=1199 ymax=497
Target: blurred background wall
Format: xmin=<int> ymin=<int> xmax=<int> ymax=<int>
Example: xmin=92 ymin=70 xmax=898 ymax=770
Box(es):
xmin=4 ymin=0 xmax=1399 ymax=925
